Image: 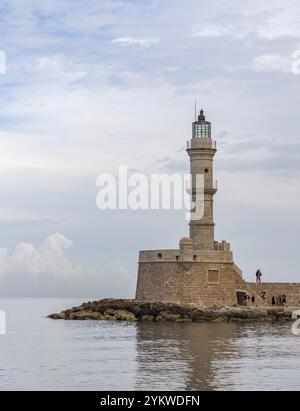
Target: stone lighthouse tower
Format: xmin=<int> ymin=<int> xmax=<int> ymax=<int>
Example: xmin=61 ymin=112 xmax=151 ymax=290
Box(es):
xmin=135 ymin=107 xmax=300 ymax=307
xmin=136 ymin=107 xmax=244 ymax=307
xmin=187 ymin=109 xmax=217 ymax=250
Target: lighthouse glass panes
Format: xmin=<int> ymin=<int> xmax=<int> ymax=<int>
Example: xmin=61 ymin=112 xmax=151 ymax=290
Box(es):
xmin=193 ymin=122 xmax=211 ymax=139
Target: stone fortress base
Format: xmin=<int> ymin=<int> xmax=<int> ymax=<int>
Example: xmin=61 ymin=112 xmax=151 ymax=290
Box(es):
xmin=136 ymin=238 xmax=300 ymax=308
xmin=135 ymin=109 xmax=300 ymax=309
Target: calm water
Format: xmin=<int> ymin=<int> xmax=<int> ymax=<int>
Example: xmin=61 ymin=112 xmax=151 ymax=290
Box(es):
xmin=0 ymin=298 xmax=299 ymax=391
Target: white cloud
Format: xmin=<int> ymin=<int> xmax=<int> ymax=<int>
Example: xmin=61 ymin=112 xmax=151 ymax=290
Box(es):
xmin=34 ymin=54 xmax=69 ymax=73
xmin=0 ymin=233 xmax=76 ymax=279
xmin=0 ymin=233 xmax=133 ymax=297
xmin=192 ymin=0 xmax=300 ymax=41
xmin=111 ymin=37 xmax=160 ymax=48
xmin=252 ymin=54 xmax=293 ymax=73
xmin=193 ymin=25 xmax=238 ymax=39
xmin=30 ymin=53 xmax=88 ymax=83
xmin=0 ymin=83 xmax=188 ymax=176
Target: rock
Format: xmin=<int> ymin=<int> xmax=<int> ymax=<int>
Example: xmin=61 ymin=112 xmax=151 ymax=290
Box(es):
xmin=129 ymin=304 xmax=156 ymax=318
xmin=188 ymin=309 xmax=216 ymax=322
xmin=48 ymin=312 xmax=66 ymax=320
xmin=104 ymin=309 xmax=115 ymax=317
xmin=103 ymin=315 xmax=116 ymax=321
xmin=217 ymin=307 xmax=269 ymax=321
xmin=160 ymin=311 xmax=182 ymax=321
xmin=113 ymin=310 xmax=137 ymax=321
xmin=48 ymin=299 xmax=296 ymax=323
xmin=69 ymin=311 xmax=103 ymax=320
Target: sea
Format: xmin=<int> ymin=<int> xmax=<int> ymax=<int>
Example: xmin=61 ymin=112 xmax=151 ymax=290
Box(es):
xmin=0 ymin=298 xmax=299 ymax=391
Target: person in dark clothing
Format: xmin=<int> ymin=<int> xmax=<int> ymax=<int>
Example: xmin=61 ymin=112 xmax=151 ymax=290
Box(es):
xmin=256 ymin=269 xmax=262 ymax=283
xmin=272 ymin=296 xmax=276 ymax=306
xmin=282 ymin=294 xmax=287 ymax=307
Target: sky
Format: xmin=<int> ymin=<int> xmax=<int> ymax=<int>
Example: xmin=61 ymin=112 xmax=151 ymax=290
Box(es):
xmin=0 ymin=0 xmax=300 ymax=297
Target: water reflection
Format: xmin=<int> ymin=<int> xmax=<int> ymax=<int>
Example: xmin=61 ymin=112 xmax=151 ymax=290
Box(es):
xmin=1 ymin=299 xmax=299 ymax=390
xmin=211 ymin=323 xmax=300 ymax=391
xmin=135 ymin=322 xmax=300 ymax=391
xmin=135 ymin=322 xmax=239 ymax=390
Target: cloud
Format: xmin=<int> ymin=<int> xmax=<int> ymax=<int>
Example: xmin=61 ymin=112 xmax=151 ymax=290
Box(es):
xmin=0 ymin=233 xmax=133 ymax=297
xmin=111 ymin=37 xmax=160 ymax=48
xmin=192 ymin=0 xmax=300 ymax=41
xmin=0 ymin=233 xmax=75 ymax=277
xmin=192 ymin=25 xmax=239 ymax=39
xmin=252 ymin=54 xmax=293 ymax=73
xmin=1 ymin=0 xmax=300 ymax=294
xmin=152 ymin=157 xmax=187 ymax=174
xmin=32 ymin=54 xmax=87 ymax=81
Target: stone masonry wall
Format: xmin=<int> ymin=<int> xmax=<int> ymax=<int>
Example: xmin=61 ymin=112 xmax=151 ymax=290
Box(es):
xmin=136 ymin=260 xmax=300 ymax=307
xmin=136 ymin=261 xmax=237 ymax=307
xmin=246 ymin=283 xmax=300 ymax=307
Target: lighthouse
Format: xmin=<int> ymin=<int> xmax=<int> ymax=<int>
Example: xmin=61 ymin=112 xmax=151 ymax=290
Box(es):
xmin=135 ymin=106 xmax=300 ymax=308
xmin=136 ymin=107 xmax=244 ymax=307
xmin=187 ymin=109 xmax=217 ymax=250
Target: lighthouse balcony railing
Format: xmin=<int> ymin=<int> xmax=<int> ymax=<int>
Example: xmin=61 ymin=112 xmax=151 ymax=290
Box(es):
xmin=186 ymin=139 xmax=217 ymax=149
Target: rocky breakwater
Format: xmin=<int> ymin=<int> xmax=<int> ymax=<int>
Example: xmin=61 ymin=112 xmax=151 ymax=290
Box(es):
xmin=48 ymin=299 xmax=294 ymax=323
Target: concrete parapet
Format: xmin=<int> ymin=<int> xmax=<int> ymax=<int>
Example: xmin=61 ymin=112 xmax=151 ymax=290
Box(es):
xmin=139 ymin=249 xmax=233 ymax=263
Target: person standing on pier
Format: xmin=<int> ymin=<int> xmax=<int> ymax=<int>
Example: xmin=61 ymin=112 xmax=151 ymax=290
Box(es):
xmin=256 ymin=269 xmax=262 ymax=283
